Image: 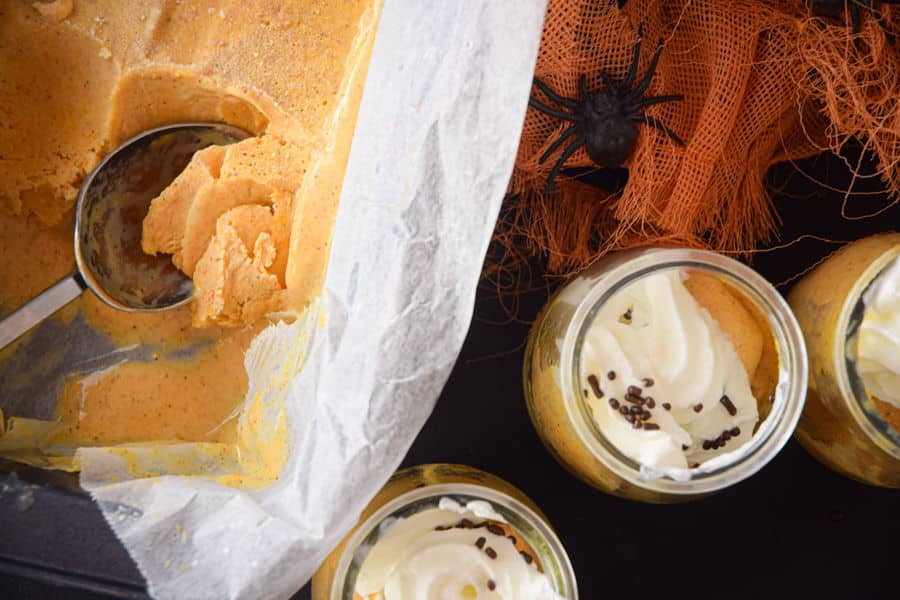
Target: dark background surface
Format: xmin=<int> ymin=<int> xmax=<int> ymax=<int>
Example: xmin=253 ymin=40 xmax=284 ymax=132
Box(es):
xmin=1 ymin=150 xmax=898 ymax=599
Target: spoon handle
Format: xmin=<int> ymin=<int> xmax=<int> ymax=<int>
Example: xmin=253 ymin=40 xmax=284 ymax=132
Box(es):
xmin=0 ymin=274 xmax=86 ymax=350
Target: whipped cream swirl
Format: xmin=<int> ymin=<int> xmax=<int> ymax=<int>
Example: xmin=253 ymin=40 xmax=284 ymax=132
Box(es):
xmin=855 ymin=257 xmax=900 ymax=408
xmin=580 ymin=270 xmax=759 ymax=469
xmin=354 ymin=498 xmax=562 ymax=599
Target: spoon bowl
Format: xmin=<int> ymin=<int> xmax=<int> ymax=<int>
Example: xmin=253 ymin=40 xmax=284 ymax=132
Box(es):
xmin=0 ymin=122 xmax=250 ymax=349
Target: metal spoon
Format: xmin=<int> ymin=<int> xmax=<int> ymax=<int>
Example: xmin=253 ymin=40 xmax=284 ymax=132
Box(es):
xmin=0 ymin=122 xmax=250 ymax=350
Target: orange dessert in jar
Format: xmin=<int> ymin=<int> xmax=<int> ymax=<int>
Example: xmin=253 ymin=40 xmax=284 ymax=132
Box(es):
xmin=525 ymin=248 xmax=808 ymax=502
xmin=311 ymin=464 xmax=577 ymax=600
xmin=788 ymin=233 xmax=900 ymax=487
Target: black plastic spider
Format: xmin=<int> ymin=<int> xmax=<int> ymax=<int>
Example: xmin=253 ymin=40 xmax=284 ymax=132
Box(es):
xmin=806 ymin=0 xmax=899 ymax=34
xmin=528 ymin=26 xmax=684 ymax=193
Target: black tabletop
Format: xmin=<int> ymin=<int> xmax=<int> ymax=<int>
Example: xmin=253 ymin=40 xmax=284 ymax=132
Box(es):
xmin=2 ymin=150 xmax=898 ymax=599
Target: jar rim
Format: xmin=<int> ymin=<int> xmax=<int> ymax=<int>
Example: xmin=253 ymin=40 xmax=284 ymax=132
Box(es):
xmin=836 ymin=245 xmax=900 ymax=458
xmin=330 ymin=481 xmax=578 ymax=600
xmin=560 ymin=248 xmax=808 ymax=495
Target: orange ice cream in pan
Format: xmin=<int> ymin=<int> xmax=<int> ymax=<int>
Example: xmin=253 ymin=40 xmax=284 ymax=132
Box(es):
xmin=0 ymin=0 xmax=381 ymax=471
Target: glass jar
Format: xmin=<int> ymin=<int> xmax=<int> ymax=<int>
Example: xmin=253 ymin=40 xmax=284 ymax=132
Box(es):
xmin=523 ymin=248 xmax=808 ymax=503
xmin=311 ymin=463 xmax=577 ymax=600
xmin=787 ymin=233 xmax=900 ymax=487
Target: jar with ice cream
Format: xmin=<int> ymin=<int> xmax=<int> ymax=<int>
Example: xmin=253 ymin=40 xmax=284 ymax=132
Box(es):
xmin=311 ymin=463 xmax=577 ymax=600
xmin=524 ymin=248 xmax=808 ymax=502
xmin=787 ymin=233 xmax=900 ymax=487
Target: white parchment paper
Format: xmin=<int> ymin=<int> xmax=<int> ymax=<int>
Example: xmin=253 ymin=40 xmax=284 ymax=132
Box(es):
xmin=77 ymin=2 xmax=547 ymax=597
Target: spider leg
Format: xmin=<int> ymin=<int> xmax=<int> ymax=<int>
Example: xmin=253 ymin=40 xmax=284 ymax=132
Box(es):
xmin=626 ymin=94 xmax=684 ymax=113
xmin=621 ymin=23 xmax=644 ymax=91
xmin=625 ymin=39 xmax=664 ymax=104
xmin=543 ymin=135 xmax=585 ymax=193
xmin=628 ymin=114 xmax=685 ymax=146
xmin=532 ymin=77 xmax=578 ymax=110
xmin=850 ymin=2 xmax=861 ymax=34
xmin=529 ymin=97 xmax=578 ymax=122
xmin=539 ymin=126 xmax=579 ymax=164
xmin=599 ymin=70 xmax=616 ymax=93
xmin=580 ymin=75 xmax=589 ymax=101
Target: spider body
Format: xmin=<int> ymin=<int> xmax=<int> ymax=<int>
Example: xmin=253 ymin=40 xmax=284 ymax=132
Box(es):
xmin=529 ymin=26 xmax=684 ymax=193
xmin=580 ymin=88 xmax=638 ymax=167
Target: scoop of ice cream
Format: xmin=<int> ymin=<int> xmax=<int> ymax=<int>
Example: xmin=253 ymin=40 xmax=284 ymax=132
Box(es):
xmin=855 ymin=257 xmax=900 ymax=408
xmin=354 ymin=499 xmax=561 ymax=600
xmin=142 ymin=137 xmax=297 ymax=326
xmin=580 ymin=270 xmax=760 ymax=470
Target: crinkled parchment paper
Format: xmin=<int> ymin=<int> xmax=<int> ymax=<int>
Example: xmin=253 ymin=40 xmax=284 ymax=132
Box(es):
xmin=67 ymin=2 xmax=547 ymax=598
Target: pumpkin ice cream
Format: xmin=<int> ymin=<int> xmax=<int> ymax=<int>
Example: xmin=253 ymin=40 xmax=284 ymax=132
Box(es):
xmin=141 ymin=140 xmax=298 ymax=326
xmin=1 ymin=0 xmax=380 ymax=326
xmin=0 ymin=0 xmax=380 ymax=466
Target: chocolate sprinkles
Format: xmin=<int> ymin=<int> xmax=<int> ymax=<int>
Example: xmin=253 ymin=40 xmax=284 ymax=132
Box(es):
xmin=720 ymin=395 xmax=737 ymax=416
xmin=589 ymin=370 xmax=671 ymax=434
xmin=624 ymin=393 xmax=645 ymax=406
xmin=701 ymin=426 xmax=743 ymax=452
xmin=485 ymin=547 xmax=497 ymax=560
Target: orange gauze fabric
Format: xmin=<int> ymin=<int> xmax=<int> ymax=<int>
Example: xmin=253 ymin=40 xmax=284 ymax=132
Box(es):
xmin=504 ymin=0 xmax=895 ymax=279
xmin=795 ymin=4 xmax=900 ymax=202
